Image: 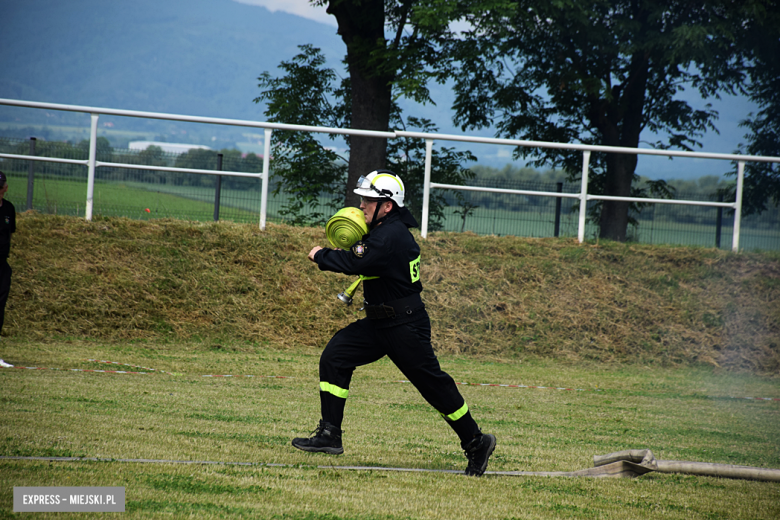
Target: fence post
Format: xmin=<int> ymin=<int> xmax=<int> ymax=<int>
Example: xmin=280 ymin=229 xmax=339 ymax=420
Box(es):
xmin=578 ymin=151 xmax=591 ymax=243
xmin=85 ymin=113 xmax=99 ymax=221
xmin=260 ymin=128 xmax=272 ymax=230
xmin=26 ymin=137 xmax=36 ymax=211
xmin=716 ymin=193 xmax=723 ymax=249
xmin=732 ymin=160 xmax=745 ymax=252
xmin=213 ymin=153 xmax=223 ymax=222
xmin=420 ymin=139 xmax=433 ymax=239
xmin=554 ymin=182 xmax=563 ymax=237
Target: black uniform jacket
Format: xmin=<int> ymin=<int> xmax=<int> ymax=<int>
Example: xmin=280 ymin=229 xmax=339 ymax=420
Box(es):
xmin=0 ymin=199 xmax=16 ymax=262
xmin=313 ymin=207 xmax=423 ymax=306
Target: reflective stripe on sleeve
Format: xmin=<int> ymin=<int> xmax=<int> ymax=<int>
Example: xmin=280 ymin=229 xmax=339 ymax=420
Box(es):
xmin=320 ymin=381 xmax=349 ymax=399
xmin=441 ymin=402 xmax=469 ymax=422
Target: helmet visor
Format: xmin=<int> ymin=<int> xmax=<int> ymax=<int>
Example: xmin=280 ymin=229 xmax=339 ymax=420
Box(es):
xmin=355 ymin=175 xmax=388 ymax=197
xmin=356 ymin=176 xmax=370 ymax=189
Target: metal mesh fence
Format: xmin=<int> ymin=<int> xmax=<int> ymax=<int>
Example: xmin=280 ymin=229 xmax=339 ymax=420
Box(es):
xmin=434 ymin=176 xmax=780 ymax=251
xmin=1 ymin=136 xmax=778 ymax=251
xmin=436 ymin=178 xmax=583 ymax=237
xmin=1 ymin=137 xmax=267 ymax=223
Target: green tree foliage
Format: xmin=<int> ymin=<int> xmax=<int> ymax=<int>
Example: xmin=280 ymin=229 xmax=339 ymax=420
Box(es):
xmin=171 ymin=148 xmax=264 ymax=190
xmin=255 ymin=45 xmax=348 ymax=225
xmin=387 ymin=116 xmax=476 ymax=230
xmin=471 ymin=165 xmax=568 ymax=185
xmin=285 ymin=1 xmax=458 ymax=208
xmin=120 ymin=145 xmax=169 ymax=183
xmin=724 ymin=0 xmax=780 ymax=216
xmin=446 ymin=0 xmax=754 ymax=241
xmin=6 ymin=139 xmax=105 ymax=178
xmin=256 ymin=45 xmax=476 ymax=228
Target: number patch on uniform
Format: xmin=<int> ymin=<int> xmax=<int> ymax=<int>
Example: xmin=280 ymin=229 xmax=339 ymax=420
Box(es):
xmin=409 ymin=255 xmax=421 ymax=283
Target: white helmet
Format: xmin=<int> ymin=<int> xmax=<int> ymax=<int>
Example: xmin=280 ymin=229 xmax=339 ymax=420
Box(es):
xmin=353 ymin=170 xmax=405 ymax=207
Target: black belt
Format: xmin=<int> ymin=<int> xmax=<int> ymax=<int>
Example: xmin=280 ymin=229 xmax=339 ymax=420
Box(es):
xmin=363 ymin=293 xmax=423 ymax=320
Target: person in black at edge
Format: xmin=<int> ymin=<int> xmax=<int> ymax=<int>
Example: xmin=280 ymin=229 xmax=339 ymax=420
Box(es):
xmin=292 ymin=170 xmax=496 ymax=477
xmin=0 ymin=171 xmax=16 ymax=339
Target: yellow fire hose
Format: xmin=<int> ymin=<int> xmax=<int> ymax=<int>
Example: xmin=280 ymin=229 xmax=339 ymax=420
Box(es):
xmin=325 ymin=208 xmax=377 ymax=305
xmin=326 ymin=207 xmax=367 ymax=250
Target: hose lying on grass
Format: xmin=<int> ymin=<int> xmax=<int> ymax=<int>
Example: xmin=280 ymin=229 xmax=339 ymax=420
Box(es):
xmin=586 ymin=449 xmax=780 ymax=482
xmin=3 ymin=451 xmax=779 ymax=481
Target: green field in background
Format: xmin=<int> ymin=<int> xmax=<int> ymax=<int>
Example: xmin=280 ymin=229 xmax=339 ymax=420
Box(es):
xmin=8 ymin=174 xmax=262 ymax=223
xmin=6 ymin=172 xmax=779 ymax=250
xmin=439 ymin=206 xmax=778 ymax=250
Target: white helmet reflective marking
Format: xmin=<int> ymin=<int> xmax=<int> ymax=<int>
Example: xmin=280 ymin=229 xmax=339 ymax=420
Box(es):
xmin=353 ymin=170 xmax=405 ymax=207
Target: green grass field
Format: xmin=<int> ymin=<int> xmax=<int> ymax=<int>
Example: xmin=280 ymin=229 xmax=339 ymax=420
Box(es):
xmin=1 ymin=340 xmax=779 ymax=519
xmin=0 ymin=213 xmax=778 ymax=518
xmin=439 ymin=204 xmax=780 ymax=251
xmin=13 ymin=174 xmax=262 ymax=223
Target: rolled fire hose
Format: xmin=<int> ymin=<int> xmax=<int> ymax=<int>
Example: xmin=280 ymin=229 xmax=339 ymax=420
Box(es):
xmin=325 ymin=208 xmax=377 ymax=305
xmin=326 ymin=207 xmax=368 ymax=250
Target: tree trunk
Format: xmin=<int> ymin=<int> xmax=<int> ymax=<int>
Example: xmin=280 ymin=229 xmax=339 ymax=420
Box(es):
xmin=344 ymin=68 xmax=392 ymax=208
xmin=597 ymin=49 xmax=649 ymax=241
xmin=598 ymin=155 xmax=636 ymax=241
xmin=327 ymin=0 xmax=394 ymax=208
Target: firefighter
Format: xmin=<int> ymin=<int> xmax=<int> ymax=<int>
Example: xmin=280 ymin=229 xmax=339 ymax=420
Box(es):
xmin=292 ymin=170 xmax=496 ymax=476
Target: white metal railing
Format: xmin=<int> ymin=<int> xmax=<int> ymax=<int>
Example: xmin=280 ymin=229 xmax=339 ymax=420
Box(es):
xmin=398 ymin=131 xmax=780 ymax=251
xmin=2 ymin=98 xmax=779 ymax=251
xmin=0 ymin=98 xmax=393 ymax=227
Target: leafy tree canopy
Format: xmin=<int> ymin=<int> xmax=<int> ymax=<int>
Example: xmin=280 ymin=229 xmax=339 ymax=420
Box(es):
xmin=444 ymin=0 xmax=756 ymax=240
xmin=725 ymin=0 xmax=780 ymax=216
xmin=298 ymin=0 xmax=465 ymax=208
xmin=255 ymin=44 xmax=474 ymax=228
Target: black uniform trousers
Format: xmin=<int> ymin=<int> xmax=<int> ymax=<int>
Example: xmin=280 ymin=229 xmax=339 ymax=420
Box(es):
xmin=318 ymin=312 xmax=481 ymax=447
xmin=0 ymin=259 xmax=11 ymax=335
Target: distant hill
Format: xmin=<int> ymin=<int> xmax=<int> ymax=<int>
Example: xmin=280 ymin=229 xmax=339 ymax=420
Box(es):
xmin=0 ymin=0 xmax=343 ymax=126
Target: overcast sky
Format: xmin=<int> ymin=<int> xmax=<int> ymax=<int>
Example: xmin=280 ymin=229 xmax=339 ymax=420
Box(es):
xmin=233 ymin=0 xmax=337 ymax=26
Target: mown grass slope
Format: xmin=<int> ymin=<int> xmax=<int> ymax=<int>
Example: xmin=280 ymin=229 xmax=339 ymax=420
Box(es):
xmin=8 ymin=213 xmax=780 ymax=373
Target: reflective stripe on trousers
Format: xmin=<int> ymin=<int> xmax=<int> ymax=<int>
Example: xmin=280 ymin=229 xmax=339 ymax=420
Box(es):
xmin=441 ymin=402 xmax=469 ymax=422
xmin=320 ymin=381 xmax=349 ymax=399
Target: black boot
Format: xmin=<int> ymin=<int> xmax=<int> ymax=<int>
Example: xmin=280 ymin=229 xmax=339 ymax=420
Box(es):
xmin=291 ymin=420 xmax=344 ymax=454
xmin=463 ymin=433 xmax=496 ymax=476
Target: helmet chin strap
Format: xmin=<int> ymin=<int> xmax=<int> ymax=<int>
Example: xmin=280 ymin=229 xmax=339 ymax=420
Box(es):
xmin=368 ymin=200 xmax=387 ymax=229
